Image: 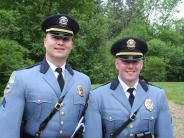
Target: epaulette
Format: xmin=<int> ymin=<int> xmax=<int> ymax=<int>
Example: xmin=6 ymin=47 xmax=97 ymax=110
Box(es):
xmin=16 ymin=62 xmax=41 ymax=71
xmin=92 ymin=81 xmax=110 ymax=90
xmin=146 ymin=82 xmax=162 ymax=89
xmin=25 ymin=62 xmax=41 ymax=69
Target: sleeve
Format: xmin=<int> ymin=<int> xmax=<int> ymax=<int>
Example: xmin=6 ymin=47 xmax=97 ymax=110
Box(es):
xmin=154 ymin=90 xmax=174 ymax=138
xmin=83 ymin=92 xmax=102 ymax=138
xmin=0 ymin=71 xmax=25 ymax=138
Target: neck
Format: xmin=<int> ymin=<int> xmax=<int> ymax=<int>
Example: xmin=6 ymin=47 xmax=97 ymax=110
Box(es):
xmin=46 ymin=56 xmax=66 ymax=67
xmin=124 ymin=79 xmax=138 ymax=88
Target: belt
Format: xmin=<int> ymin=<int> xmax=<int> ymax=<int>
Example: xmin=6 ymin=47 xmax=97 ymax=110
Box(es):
xmin=135 ymin=132 xmax=153 ymax=138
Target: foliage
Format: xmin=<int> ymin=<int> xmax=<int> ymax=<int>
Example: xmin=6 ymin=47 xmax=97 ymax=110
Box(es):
xmin=0 ymin=0 xmax=184 ymax=88
xmin=142 ymin=56 xmax=167 ymax=81
xmin=0 ymin=39 xmax=33 ymax=95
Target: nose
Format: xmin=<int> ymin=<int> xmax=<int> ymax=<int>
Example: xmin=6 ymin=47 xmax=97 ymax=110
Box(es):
xmin=56 ymin=39 xmax=64 ymax=45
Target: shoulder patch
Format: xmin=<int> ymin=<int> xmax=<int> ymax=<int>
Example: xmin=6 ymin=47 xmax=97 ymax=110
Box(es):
xmin=4 ymin=73 xmax=16 ymax=95
xmin=1 ymin=97 xmax=6 ymax=109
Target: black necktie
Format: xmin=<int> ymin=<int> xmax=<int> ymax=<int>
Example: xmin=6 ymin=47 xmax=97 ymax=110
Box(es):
xmin=127 ymin=88 xmax=135 ymax=107
xmin=55 ymin=68 xmax=65 ymax=92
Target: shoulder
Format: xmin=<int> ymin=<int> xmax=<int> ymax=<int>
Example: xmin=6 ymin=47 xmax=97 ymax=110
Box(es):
xmin=13 ymin=63 xmax=41 ymax=77
xmin=90 ymin=82 xmax=111 ymax=96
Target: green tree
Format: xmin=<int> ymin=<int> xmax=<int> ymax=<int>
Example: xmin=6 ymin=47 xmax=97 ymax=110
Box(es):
xmin=0 ymin=39 xmax=33 ymax=95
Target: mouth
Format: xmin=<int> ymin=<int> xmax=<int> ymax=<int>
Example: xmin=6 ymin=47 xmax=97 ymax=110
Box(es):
xmin=55 ymin=47 xmax=65 ymax=51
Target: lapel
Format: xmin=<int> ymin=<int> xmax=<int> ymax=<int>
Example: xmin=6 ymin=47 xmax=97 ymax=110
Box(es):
xmin=111 ymin=79 xmax=131 ymax=112
xmin=39 ymin=59 xmax=74 ymax=98
xmin=131 ymin=81 xmax=148 ymax=113
xmin=40 ymin=59 xmax=60 ymax=98
xmin=60 ymin=66 xmax=74 ymax=97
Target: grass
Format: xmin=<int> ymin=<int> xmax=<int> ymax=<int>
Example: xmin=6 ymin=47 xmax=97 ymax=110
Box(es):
xmin=151 ymin=82 xmax=184 ymax=105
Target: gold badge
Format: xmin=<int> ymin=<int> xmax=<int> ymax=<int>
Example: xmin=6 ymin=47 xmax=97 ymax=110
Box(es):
xmin=59 ymin=16 xmax=68 ymax=25
xmin=77 ymin=85 xmax=84 ymax=97
xmin=127 ymin=39 xmax=136 ymax=50
xmin=144 ymin=99 xmax=154 ymax=112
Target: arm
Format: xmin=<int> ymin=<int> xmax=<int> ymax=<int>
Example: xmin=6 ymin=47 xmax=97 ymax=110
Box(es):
xmin=0 ymin=72 xmax=25 ymax=138
xmin=155 ymin=90 xmax=173 ymax=138
xmin=83 ymin=92 xmax=102 ymax=138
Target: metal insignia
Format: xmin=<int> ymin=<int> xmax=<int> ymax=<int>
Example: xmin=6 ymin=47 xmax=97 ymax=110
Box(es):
xmin=77 ymin=85 xmax=84 ymax=97
xmin=127 ymin=39 xmax=136 ymax=50
xmin=59 ymin=16 xmax=68 ymax=26
xmin=144 ymin=99 xmax=154 ymax=112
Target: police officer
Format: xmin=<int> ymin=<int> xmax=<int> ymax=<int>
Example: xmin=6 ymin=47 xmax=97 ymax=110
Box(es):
xmin=84 ymin=36 xmax=173 ymax=138
xmin=0 ymin=14 xmax=91 ymax=138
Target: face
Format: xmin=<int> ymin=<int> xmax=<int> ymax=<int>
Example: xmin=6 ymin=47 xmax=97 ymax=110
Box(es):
xmin=115 ymin=58 xmax=143 ymax=85
xmin=44 ymin=33 xmax=73 ymax=62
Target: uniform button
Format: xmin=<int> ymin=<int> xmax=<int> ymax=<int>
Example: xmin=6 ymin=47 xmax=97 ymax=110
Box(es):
xmin=37 ymin=100 xmax=41 ymax=103
xmin=109 ymin=116 xmax=112 ymax=121
xmin=129 ymin=124 xmax=134 ymax=128
xmin=151 ymin=116 xmax=154 ymax=120
xmin=61 ymin=112 xmax=65 ymax=116
xmin=61 ymin=121 xmax=64 ymax=125
xmin=60 ymin=130 xmax=63 ymax=134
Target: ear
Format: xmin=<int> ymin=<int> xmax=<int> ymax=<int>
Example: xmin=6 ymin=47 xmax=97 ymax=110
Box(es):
xmin=43 ymin=36 xmax=47 ymax=48
xmin=115 ymin=59 xmax=119 ymax=70
xmin=140 ymin=60 xmax=144 ymax=70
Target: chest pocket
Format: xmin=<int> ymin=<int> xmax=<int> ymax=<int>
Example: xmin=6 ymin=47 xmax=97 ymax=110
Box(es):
xmin=140 ymin=109 xmax=158 ymax=133
xmin=25 ymin=94 xmax=52 ymax=121
xmin=102 ymin=110 xmax=127 ymax=134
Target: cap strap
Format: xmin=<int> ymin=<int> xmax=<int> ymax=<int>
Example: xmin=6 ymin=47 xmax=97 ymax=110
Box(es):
xmin=116 ymin=52 xmax=143 ymax=56
xmin=46 ymin=28 xmax=73 ymax=35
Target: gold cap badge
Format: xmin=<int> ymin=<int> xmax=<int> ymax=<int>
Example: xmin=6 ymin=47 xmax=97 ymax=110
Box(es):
xmin=59 ymin=16 xmax=68 ymax=26
xmin=77 ymin=85 xmax=84 ymax=97
xmin=144 ymin=99 xmax=154 ymax=112
xmin=127 ymin=39 xmax=136 ymax=50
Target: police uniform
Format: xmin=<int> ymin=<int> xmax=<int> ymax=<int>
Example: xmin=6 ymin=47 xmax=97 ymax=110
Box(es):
xmin=84 ymin=37 xmax=173 ymax=138
xmin=0 ymin=14 xmax=91 ymax=138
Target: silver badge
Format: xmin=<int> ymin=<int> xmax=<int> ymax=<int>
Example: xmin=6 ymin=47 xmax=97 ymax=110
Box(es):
xmin=144 ymin=99 xmax=154 ymax=112
xmin=59 ymin=16 xmax=68 ymax=26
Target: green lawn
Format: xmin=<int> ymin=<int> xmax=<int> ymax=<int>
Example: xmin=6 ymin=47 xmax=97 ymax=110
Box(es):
xmin=151 ymin=82 xmax=184 ymax=105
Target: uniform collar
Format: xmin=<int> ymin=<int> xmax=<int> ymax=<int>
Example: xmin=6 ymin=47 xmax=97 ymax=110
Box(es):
xmin=110 ymin=77 xmax=148 ymax=92
xmin=118 ymin=76 xmax=138 ymax=92
xmin=40 ymin=58 xmax=74 ymax=75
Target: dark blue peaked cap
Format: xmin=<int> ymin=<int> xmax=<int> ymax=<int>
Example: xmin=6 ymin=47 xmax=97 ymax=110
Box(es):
xmin=41 ymin=14 xmax=80 ymax=36
xmin=111 ymin=36 xmax=148 ymax=61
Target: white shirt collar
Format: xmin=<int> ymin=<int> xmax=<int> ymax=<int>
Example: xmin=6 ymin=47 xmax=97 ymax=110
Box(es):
xmin=118 ymin=76 xmax=139 ymax=98
xmin=46 ymin=59 xmax=65 ymax=78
